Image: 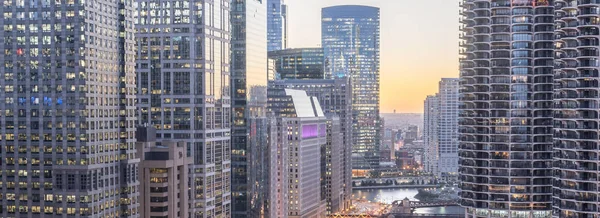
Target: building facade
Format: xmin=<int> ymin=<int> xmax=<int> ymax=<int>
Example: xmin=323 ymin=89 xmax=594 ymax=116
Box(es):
xmin=267 ymin=88 xmax=328 ymax=217
xmin=269 ymin=78 xmax=353 ymax=212
xmin=267 ymin=0 xmax=288 ymax=51
xmin=553 ymin=1 xmax=600 ymax=217
xmin=325 ymin=115 xmax=344 ymax=214
xmin=437 ymin=78 xmax=459 ymax=176
xmin=459 ymin=0 xmax=554 ymax=217
xmin=135 ymin=0 xmax=232 ymax=217
xmin=268 ymin=48 xmax=325 ymax=79
xmin=230 ymin=0 xmax=269 ymax=217
xmin=0 ymin=0 xmax=139 ymax=216
xmin=322 ymin=5 xmax=382 ymax=170
xmin=423 ymin=95 xmax=439 ymax=176
xmin=136 ymin=127 xmax=191 ymax=218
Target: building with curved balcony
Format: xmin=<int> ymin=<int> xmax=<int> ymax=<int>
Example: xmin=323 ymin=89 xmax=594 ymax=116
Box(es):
xmin=553 ymin=1 xmax=600 ymax=218
xmin=459 ymin=0 xmax=554 ymax=217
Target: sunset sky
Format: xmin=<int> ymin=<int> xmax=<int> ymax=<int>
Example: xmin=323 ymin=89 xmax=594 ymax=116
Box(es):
xmin=286 ymin=0 xmax=459 ymax=113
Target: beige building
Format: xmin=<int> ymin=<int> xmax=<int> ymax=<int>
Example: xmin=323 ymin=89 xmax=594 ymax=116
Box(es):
xmin=136 ymin=127 xmax=191 ymax=218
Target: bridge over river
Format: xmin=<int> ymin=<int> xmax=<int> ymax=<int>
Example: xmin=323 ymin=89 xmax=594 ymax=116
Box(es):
xmin=389 ymin=198 xmax=460 ymax=213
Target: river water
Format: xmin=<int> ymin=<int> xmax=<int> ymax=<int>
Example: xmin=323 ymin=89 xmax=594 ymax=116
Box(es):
xmin=352 ymin=188 xmax=465 ymax=215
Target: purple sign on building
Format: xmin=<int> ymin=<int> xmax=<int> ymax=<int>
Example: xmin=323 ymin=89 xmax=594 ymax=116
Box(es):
xmin=302 ymin=124 xmax=318 ymax=139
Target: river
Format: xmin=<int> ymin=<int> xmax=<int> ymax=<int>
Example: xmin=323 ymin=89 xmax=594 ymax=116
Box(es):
xmin=352 ymin=188 xmax=465 ymax=215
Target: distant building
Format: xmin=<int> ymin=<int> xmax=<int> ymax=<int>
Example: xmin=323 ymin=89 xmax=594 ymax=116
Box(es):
xmin=267 ymin=88 xmax=328 ymax=217
xmin=423 ymin=78 xmax=459 ymax=177
xmin=437 ymin=78 xmax=459 ymax=176
xmin=267 ymin=0 xmax=288 ymax=51
xmin=136 ymin=126 xmax=191 ymax=218
xmin=268 ymin=48 xmax=326 ymax=79
xmin=269 ymin=78 xmax=353 ymax=212
xmin=405 ymin=125 xmax=420 ymax=143
xmin=423 ymin=95 xmax=440 ymax=175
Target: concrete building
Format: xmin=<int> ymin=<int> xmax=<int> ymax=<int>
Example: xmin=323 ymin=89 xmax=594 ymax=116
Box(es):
xmin=325 ymin=115 xmax=344 ymax=215
xmin=322 ymin=5 xmax=381 ymax=169
xmin=268 ymin=48 xmax=325 ymax=80
xmin=135 ymin=0 xmax=232 ymax=217
xmin=553 ymin=1 xmax=600 ymax=217
xmin=459 ymin=1 xmax=554 ymax=217
xmin=437 ymin=78 xmax=459 ymax=176
xmin=267 ymin=88 xmax=328 ymax=218
xmin=136 ymin=127 xmax=191 ymax=218
xmin=423 ymin=95 xmax=440 ymax=176
xmin=267 ymin=0 xmax=288 ymax=51
xmin=268 ymin=78 xmax=353 ymax=212
xmin=423 ymin=78 xmax=459 ymax=177
xmin=0 ymin=0 xmax=139 ymax=216
xmin=230 ymin=0 xmax=269 ymax=217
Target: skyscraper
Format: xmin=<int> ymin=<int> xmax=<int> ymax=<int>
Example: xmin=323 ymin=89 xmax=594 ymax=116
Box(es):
xmin=423 ymin=78 xmax=459 ymax=177
xmin=135 ymin=1 xmax=232 ymax=217
xmin=230 ymin=0 xmax=268 ymax=217
xmin=267 ymin=0 xmax=288 ymax=51
xmin=322 ymin=5 xmax=381 ymax=170
xmin=423 ymin=95 xmax=439 ymax=176
xmin=0 ymin=0 xmax=139 ymax=216
xmin=269 ymin=78 xmax=353 ymax=213
xmin=437 ymin=78 xmax=459 ymax=176
xmin=553 ymin=2 xmax=600 ymax=218
xmin=267 ymin=88 xmax=328 ymax=217
xmin=268 ymin=48 xmax=325 ymax=80
xmin=459 ymin=0 xmax=554 ymax=217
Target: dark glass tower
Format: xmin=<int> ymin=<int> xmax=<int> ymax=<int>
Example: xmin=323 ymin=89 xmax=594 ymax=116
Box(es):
xmin=459 ymin=0 xmax=553 ymax=217
xmin=268 ymin=48 xmax=325 ymax=80
xmin=322 ymin=5 xmax=381 ymax=170
xmin=231 ymin=0 xmax=268 ymax=217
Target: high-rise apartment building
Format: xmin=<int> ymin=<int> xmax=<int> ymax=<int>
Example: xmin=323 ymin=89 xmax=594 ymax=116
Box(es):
xmin=269 ymin=78 xmax=353 ymax=212
xmin=136 ymin=127 xmax=191 ymax=218
xmin=459 ymin=0 xmax=554 ymax=217
xmin=267 ymin=88 xmax=328 ymax=217
xmin=423 ymin=95 xmax=439 ymax=175
xmin=230 ymin=0 xmax=268 ymax=217
xmin=0 ymin=0 xmax=139 ymax=216
xmin=322 ymin=5 xmax=381 ymax=170
xmin=267 ymin=0 xmax=288 ymax=51
xmin=438 ymin=78 xmax=460 ymax=176
xmin=268 ymin=48 xmax=325 ymax=79
xmin=423 ymin=78 xmax=459 ymax=177
xmin=553 ymin=1 xmax=600 ymax=218
xmin=135 ymin=1 xmax=232 ymax=217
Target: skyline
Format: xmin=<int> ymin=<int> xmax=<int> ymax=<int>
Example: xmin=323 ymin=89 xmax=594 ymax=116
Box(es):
xmin=286 ymin=0 xmax=460 ymax=113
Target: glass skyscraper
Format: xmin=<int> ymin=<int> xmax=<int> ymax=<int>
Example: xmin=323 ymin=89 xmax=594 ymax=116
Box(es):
xmin=0 ymin=0 xmax=139 ymax=216
xmin=268 ymin=48 xmax=325 ymax=80
xmin=135 ymin=0 xmax=232 ymax=217
xmin=322 ymin=5 xmax=381 ymax=170
xmin=267 ymin=0 xmax=287 ymax=51
xmin=459 ymin=0 xmax=553 ymax=217
xmin=230 ymin=0 xmax=268 ymax=217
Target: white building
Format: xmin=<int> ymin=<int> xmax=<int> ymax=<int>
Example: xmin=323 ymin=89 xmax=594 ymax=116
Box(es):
xmin=267 ymin=89 xmax=328 ymax=218
xmin=423 ymin=78 xmax=459 ymax=177
xmin=437 ymin=78 xmax=460 ymax=176
xmin=423 ymin=95 xmax=440 ymax=176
